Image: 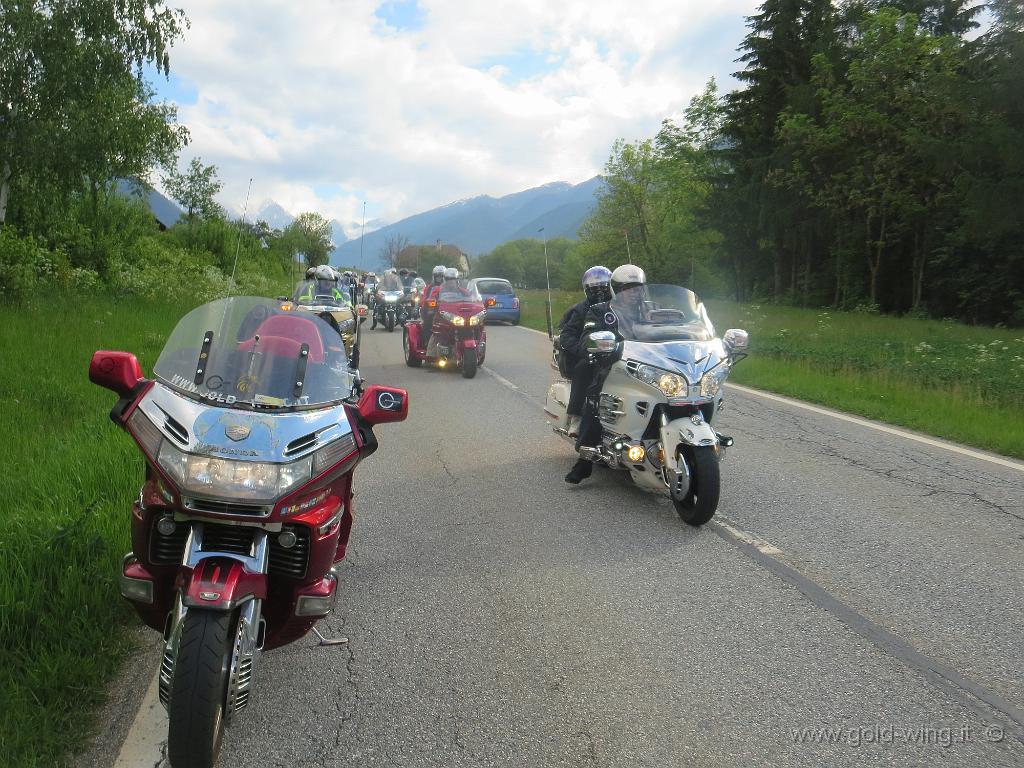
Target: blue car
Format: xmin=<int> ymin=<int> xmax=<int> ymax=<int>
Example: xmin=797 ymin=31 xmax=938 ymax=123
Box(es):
xmin=471 ymin=278 xmax=521 ymax=325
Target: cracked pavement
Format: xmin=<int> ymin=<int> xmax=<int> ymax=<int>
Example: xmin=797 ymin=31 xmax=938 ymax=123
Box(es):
xmin=94 ymin=324 xmax=1024 ymax=768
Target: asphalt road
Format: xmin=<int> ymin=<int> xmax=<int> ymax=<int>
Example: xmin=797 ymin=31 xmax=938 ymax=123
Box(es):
xmin=94 ymin=322 xmax=1024 ymax=768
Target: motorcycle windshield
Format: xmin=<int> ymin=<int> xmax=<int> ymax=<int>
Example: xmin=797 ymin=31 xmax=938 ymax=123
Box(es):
xmin=608 ymin=284 xmax=715 ymax=342
xmin=153 ymin=297 xmax=355 ymax=410
xmin=293 ymin=279 xmax=350 ymax=307
xmin=379 ymin=275 xmax=402 ymax=291
xmin=438 ymin=279 xmax=481 ymax=304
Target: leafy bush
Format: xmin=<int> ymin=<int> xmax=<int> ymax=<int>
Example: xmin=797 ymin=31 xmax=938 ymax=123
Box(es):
xmin=0 ymin=229 xmax=64 ymax=302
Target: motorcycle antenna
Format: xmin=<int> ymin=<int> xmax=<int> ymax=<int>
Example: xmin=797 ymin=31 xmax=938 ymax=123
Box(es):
xmin=624 ymin=229 xmax=633 ymax=265
xmin=229 ymin=177 xmax=254 ymax=293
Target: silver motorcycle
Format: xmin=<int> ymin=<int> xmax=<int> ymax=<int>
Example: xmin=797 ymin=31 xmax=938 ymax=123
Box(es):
xmin=545 ymin=284 xmax=748 ymax=525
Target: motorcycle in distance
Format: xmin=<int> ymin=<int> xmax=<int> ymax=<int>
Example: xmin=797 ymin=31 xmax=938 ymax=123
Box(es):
xmin=282 ymin=279 xmax=367 ymax=370
xmin=403 ymin=277 xmax=487 ymax=378
xmin=545 ymin=284 xmax=748 ymax=525
xmin=372 ymin=271 xmax=404 ymax=332
xmin=89 ymin=296 xmax=409 ymax=768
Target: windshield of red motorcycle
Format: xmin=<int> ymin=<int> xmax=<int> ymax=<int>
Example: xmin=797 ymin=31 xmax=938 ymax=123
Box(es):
xmin=608 ymin=284 xmax=715 ymax=342
xmin=153 ymin=297 xmax=355 ymax=409
xmin=438 ymin=279 xmax=482 ymax=304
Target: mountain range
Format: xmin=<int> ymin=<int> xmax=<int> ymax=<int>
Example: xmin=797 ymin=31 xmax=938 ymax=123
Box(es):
xmin=117 ymin=176 xmax=603 ymax=269
xmin=330 ymin=176 xmax=602 ymax=270
xmin=250 ymin=201 xmax=387 ymax=251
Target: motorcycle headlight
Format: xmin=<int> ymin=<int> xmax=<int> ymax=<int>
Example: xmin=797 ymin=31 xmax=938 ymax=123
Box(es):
xmin=384 ymin=294 xmax=398 ymax=303
xmin=157 ymin=441 xmax=312 ymax=502
xmin=700 ymin=367 xmax=729 ymax=397
xmin=451 ymin=315 xmax=466 ymax=327
xmin=469 ymin=311 xmax=485 ymax=326
xmin=657 ymin=373 xmax=686 ymax=396
xmin=628 ymin=363 xmax=688 ymax=397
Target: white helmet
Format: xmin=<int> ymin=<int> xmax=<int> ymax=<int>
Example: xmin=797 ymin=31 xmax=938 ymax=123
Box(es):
xmin=314 ymin=264 xmax=336 ymax=281
xmin=443 ymin=267 xmax=458 ymax=280
xmin=610 ymin=264 xmax=646 ymax=294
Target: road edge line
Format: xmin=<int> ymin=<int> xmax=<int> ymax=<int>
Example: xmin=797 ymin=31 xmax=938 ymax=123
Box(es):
xmin=112 ymin=672 xmax=166 ymax=767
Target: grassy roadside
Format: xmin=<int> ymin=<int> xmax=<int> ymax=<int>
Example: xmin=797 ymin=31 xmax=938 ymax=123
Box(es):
xmin=516 ymin=289 xmax=1024 ymax=459
xmin=0 ymin=296 xmax=185 ymax=767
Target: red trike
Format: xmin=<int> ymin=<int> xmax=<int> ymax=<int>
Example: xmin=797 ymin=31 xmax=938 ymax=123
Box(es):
xmin=403 ymin=278 xmax=487 ymax=378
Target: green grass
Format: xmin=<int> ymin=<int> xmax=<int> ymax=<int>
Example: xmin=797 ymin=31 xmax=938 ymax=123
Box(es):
xmin=0 ymin=295 xmax=186 ymax=767
xmin=517 ymin=289 xmax=1024 ymax=458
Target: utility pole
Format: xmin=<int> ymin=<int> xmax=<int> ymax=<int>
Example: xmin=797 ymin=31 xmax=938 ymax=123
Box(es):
xmin=539 ymin=227 xmax=553 ymax=339
xmin=359 ymin=201 xmax=366 ymax=268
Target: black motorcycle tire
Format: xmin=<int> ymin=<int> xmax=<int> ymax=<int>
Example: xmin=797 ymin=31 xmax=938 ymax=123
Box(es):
xmin=386 ymin=313 xmax=395 ymax=332
xmin=462 ymin=351 xmax=478 ymax=379
xmin=167 ymin=608 xmax=235 ymax=768
xmin=404 ymin=330 xmax=421 ymax=367
xmin=673 ymin=446 xmax=720 ymax=526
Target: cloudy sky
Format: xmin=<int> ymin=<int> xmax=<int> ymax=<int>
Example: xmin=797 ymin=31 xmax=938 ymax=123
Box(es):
xmin=151 ymin=0 xmax=760 ymax=226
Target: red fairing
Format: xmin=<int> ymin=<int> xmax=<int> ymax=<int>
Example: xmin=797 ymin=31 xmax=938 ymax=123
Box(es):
xmin=180 ymin=558 xmax=268 ymax=609
xmin=459 ymin=339 xmax=477 ymax=349
xmin=405 ymin=321 xmax=425 ymax=358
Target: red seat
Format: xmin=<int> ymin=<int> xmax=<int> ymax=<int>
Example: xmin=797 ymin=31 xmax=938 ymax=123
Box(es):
xmin=238 ymin=315 xmax=325 ymax=362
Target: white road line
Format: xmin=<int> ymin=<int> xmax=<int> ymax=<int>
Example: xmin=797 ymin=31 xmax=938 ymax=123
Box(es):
xmin=714 ymin=516 xmax=785 ymax=557
xmin=507 ymin=326 xmax=1023 ymax=472
xmin=482 ymin=365 xmax=520 ymax=392
xmin=726 ymin=382 xmax=1024 ymax=472
xmin=514 ymin=324 xmax=550 ymax=338
xmin=112 ymin=672 xmax=166 ymax=767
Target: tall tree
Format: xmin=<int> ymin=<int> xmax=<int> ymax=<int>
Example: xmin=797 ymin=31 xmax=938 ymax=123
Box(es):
xmin=378 ymin=233 xmax=409 ymax=269
xmin=0 ymin=0 xmax=187 ymax=224
xmin=282 ymin=212 xmax=334 ymax=268
xmin=164 ymin=157 xmax=223 ymax=224
xmin=721 ymin=0 xmax=835 ymax=299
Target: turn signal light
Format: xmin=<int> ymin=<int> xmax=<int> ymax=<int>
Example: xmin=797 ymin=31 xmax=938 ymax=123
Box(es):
xmin=627 ymin=445 xmax=646 ymax=463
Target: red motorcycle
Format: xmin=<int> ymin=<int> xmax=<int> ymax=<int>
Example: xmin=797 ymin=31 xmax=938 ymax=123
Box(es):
xmin=90 ymin=297 xmax=408 ymax=768
xmin=403 ymin=278 xmax=487 ymax=378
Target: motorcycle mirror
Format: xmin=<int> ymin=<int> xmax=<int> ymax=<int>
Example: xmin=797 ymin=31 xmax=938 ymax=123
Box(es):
xmin=276 ymin=295 xmax=288 ymax=301
xmin=356 ymin=385 xmax=409 ymax=426
xmin=89 ymin=350 xmax=145 ymax=396
xmin=723 ymin=329 xmax=749 ymax=353
xmin=586 ymin=330 xmax=617 ymax=353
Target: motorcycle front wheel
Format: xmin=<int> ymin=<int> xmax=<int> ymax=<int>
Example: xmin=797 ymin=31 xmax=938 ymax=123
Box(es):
xmin=404 ymin=330 xmax=421 ymax=367
xmin=386 ymin=313 xmax=395 ymax=332
xmin=461 ymin=351 xmax=478 ymax=379
xmin=167 ymin=608 xmax=235 ymax=768
xmin=673 ymin=446 xmax=720 ymax=526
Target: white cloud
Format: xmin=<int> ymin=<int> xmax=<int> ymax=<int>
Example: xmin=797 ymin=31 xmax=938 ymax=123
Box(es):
xmin=159 ymin=0 xmax=758 ymax=224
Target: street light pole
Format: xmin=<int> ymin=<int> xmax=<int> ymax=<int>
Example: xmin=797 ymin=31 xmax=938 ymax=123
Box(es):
xmin=539 ymin=227 xmax=553 ymax=339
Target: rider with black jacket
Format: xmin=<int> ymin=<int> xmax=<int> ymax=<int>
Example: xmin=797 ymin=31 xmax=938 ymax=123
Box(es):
xmin=559 ymin=266 xmax=613 ymax=484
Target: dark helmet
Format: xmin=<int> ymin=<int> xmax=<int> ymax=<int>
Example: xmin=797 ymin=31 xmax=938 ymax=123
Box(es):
xmin=582 ymin=265 xmax=612 ymax=304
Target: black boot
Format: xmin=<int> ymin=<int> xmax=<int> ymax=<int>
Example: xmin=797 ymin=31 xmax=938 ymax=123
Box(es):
xmin=564 ymin=459 xmax=593 ymax=484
